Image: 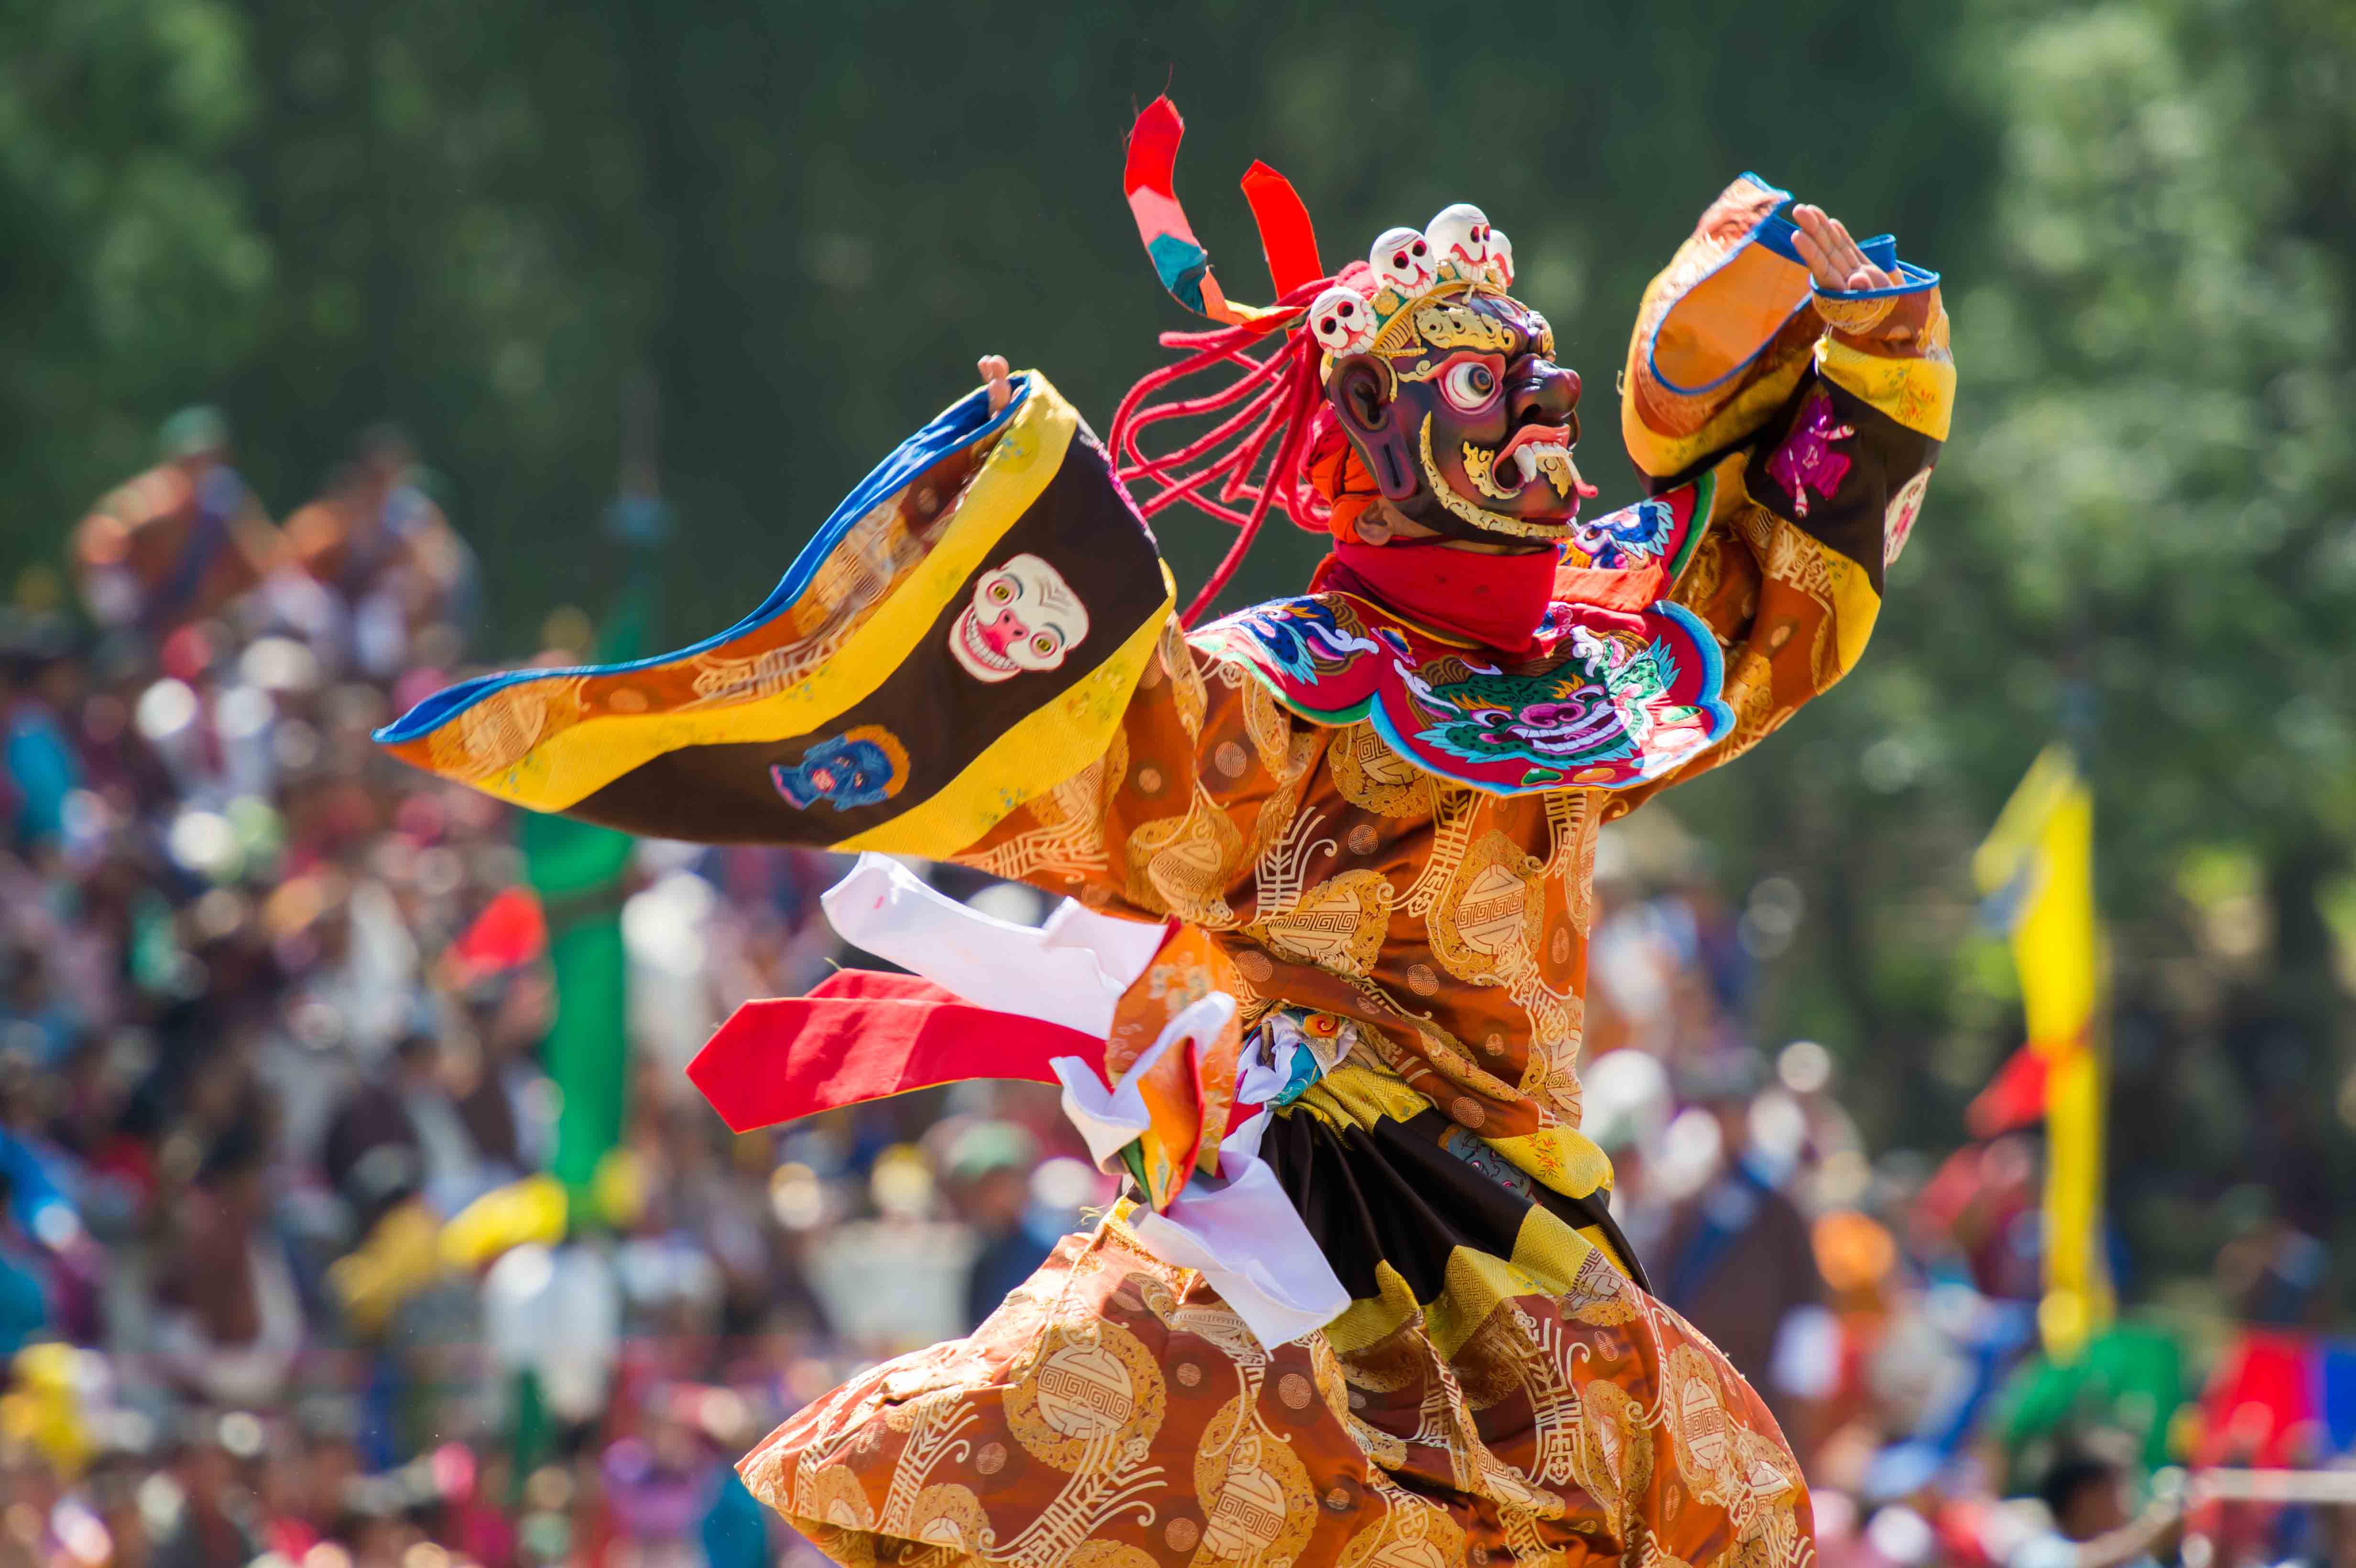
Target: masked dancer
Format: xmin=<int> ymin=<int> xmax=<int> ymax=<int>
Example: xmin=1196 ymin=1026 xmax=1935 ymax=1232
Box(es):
xmin=381 ymin=98 xmax=1952 ymax=1568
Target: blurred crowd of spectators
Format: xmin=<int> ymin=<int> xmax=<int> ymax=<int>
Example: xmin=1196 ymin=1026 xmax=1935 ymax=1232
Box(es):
xmin=0 ymin=411 xmax=1107 ymax=1568
xmin=0 ymin=410 xmax=2343 ymax=1568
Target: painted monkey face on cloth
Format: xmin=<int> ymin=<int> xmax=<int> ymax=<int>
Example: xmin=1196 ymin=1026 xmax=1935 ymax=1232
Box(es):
xmin=949 ymin=552 xmax=1091 ymax=683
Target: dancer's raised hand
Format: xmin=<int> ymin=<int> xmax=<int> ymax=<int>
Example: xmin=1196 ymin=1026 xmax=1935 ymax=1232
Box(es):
xmin=1790 ymin=204 xmax=1896 ymax=293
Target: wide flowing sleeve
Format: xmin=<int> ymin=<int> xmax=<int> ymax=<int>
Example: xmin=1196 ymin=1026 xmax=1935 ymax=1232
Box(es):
xmin=374 ymin=372 xmax=1176 ymax=855
xmin=1609 ymin=174 xmax=1954 ymax=810
xmin=949 ymin=612 xmax=1320 ymax=926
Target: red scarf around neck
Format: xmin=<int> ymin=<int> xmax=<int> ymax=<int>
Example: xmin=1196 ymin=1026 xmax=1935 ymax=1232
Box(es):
xmin=1315 ymin=538 xmax=1562 ymax=655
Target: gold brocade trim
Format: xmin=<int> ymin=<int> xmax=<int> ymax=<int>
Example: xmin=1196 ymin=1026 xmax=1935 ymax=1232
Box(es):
xmin=1816 ymin=330 xmax=1955 ymax=441
xmin=1408 ymin=298 xmax=1517 ymax=355
xmin=1284 ymin=1060 xmax=1617 ymax=1204
xmin=1363 ymin=278 xmax=1477 ymax=359
xmin=1460 ymin=440 xmax=1517 ymax=502
xmin=1281 ymin=1061 xmax=1434 ymax=1134
xmin=1319 ymin=1205 xmax=1628 ymax=1362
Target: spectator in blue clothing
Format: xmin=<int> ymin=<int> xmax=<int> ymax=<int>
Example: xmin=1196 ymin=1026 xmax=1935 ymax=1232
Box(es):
xmin=949 ymin=1120 xmax=1048 ymax=1332
xmin=0 ymin=1056 xmax=83 ymax=1253
xmin=0 ymin=621 xmax=83 ymax=851
xmin=0 ymin=1165 xmax=52 ymax=1356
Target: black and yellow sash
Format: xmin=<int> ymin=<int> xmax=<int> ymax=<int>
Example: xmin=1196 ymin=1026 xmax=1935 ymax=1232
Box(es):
xmin=377 ymin=374 xmax=1173 ymax=849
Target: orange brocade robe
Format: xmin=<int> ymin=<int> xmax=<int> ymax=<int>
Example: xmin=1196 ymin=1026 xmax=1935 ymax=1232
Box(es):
xmin=739 ymin=182 xmax=1950 ymax=1568
xmin=379 ymin=176 xmax=1953 ymax=1568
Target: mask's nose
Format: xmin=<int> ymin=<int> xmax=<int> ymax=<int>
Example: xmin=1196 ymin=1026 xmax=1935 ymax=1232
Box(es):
xmin=1511 ymin=361 xmax=1582 ymax=429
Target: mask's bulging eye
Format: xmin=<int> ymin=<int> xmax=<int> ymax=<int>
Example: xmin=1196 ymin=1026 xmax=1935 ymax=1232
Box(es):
xmin=1441 ymin=360 xmax=1499 ymax=412
xmin=987 ymin=579 xmax=1014 ymax=604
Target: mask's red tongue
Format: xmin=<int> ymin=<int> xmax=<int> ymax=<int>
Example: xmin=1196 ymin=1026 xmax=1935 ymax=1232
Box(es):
xmin=1316 ymin=537 xmax=1562 ymax=656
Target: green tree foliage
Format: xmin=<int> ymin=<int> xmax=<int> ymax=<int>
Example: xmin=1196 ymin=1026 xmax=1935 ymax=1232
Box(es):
xmin=0 ymin=0 xmax=271 ymax=510
xmin=10 ymin=0 xmax=2355 ymax=1290
xmin=1687 ymin=0 xmax=2356 ymax=1277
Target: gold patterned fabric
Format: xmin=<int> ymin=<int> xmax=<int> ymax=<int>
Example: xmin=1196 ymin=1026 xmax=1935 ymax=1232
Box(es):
xmin=748 ymin=1212 xmax=1811 ymax=1568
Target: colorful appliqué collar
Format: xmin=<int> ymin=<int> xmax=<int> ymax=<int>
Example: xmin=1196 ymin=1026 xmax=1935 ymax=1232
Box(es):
xmin=1191 ymin=477 xmax=1733 ymax=795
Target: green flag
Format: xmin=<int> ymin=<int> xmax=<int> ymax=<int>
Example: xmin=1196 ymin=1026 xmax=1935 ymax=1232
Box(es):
xmin=526 ymin=573 xmax=654 ymax=1204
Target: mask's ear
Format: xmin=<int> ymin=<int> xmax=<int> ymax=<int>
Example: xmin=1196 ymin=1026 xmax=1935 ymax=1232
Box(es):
xmin=1329 ymin=355 xmax=1420 ymax=502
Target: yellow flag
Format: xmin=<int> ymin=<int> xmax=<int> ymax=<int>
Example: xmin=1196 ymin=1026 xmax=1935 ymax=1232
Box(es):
xmin=1973 ymin=744 xmax=2112 ymax=1360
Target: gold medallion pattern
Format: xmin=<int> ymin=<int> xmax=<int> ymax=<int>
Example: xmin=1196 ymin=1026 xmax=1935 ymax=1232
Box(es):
xmin=1006 ymin=1318 xmax=1167 ymax=1472
xmin=1193 ymin=1396 xmax=1320 ymax=1568
xmin=1427 ymin=831 xmax=1545 ymax=984
xmin=1325 ymin=723 xmax=1438 ymax=819
xmin=1249 ymin=870 xmax=1396 ymax=978
xmin=1125 ymin=789 xmax=1246 ymax=928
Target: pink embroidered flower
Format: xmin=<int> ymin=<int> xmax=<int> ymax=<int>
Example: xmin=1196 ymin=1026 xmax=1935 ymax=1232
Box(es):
xmin=1765 ymin=389 xmax=1856 ymax=519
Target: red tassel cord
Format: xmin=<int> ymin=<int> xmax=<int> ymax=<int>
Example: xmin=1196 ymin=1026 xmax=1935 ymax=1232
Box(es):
xmin=1108 ymin=277 xmax=1336 ymax=625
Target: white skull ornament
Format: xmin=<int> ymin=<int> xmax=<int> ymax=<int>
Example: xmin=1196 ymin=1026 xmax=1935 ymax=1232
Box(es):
xmin=1485 ymin=229 xmax=1515 ymax=288
xmin=1307 ymin=284 xmax=1376 ymax=355
xmin=1369 ymin=227 xmax=1437 ymax=295
xmin=948 ymin=553 xmax=1091 ymax=683
xmin=1426 ymin=204 xmax=1492 ymax=281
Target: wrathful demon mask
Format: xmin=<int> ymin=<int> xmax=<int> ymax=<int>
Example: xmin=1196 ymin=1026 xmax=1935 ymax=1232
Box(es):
xmin=1307 ymin=207 xmax=1587 ymax=545
xmin=1107 ymin=99 xmax=1598 ymax=620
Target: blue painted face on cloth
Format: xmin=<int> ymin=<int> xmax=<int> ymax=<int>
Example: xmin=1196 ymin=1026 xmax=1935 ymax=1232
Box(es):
xmin=770 ymin=729 xmax=906 ymax=812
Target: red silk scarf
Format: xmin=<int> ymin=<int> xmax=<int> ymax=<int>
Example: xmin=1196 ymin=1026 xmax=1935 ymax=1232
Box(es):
xmin=1316 ymin=537 xmax=1563 ymax=655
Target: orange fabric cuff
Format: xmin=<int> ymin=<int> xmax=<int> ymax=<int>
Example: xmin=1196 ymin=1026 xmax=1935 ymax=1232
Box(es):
xmin=1305 ymin=422 xmax=1379 ymax=540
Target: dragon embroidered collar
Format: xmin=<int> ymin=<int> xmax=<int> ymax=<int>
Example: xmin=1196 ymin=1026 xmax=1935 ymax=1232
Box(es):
xmin=1191 ymin=476 xmax=1734 ymax=795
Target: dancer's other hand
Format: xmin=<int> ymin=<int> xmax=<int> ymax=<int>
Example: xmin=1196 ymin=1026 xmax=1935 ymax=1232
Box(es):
xmin=979 ymin=355 xmax=1012 ymax=415
xmin=1790 ymin=205 xmax=1896 ymax=293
